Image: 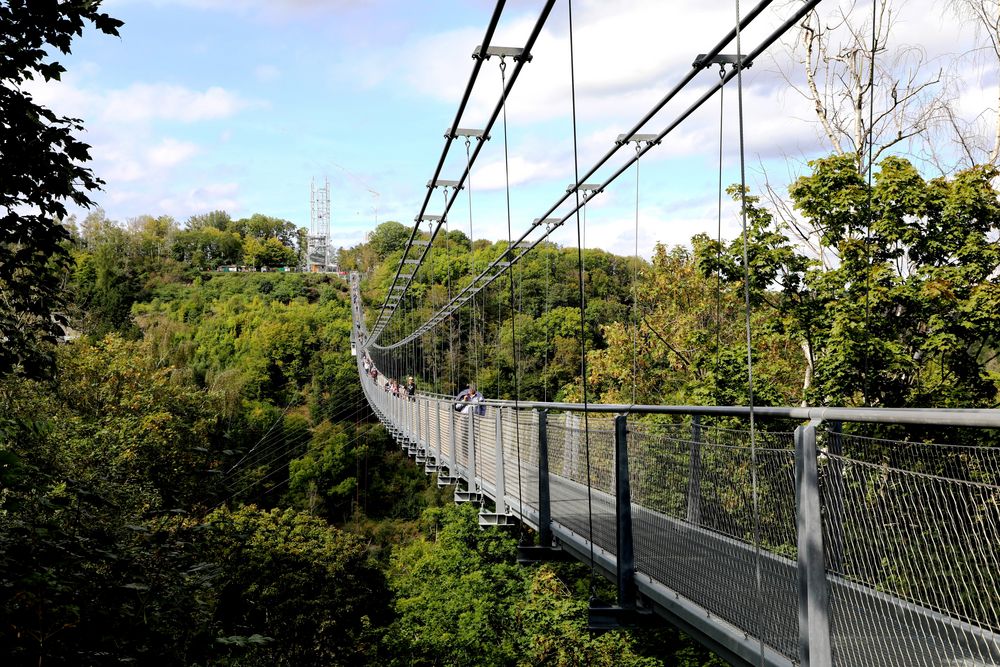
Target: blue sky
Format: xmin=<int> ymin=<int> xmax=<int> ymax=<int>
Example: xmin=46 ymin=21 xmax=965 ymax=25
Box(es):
xmin=30 ymin=0 xmax=998 ymax=256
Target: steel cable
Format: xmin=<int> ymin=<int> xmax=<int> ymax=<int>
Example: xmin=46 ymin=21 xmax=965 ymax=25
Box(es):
xmin=498 ymin=57 xmax=526 ymax=527
xmin=567 ymin=0 xmax=597 ymax=597
xmin=732 ymin=0 xmax=764 ymax=662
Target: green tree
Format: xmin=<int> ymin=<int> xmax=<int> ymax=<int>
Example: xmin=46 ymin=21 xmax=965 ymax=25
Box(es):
xmin=231 ymin=213 xmax=298 ymax=246
xmin=385 ymin=504 xmax=690 ymax=667
xmin=244 ymin=236 xmax=297 ymax=269
xmin=172 ymin=226 xmax=244 ymax=269
xmin=704 ymin=155 xmax=1000 ymax=408
xmin=0 ymin=0 xmax=123 ymax=378
xmin=367 ymin=220 xmax=410 ymax=260
xmin=204 ymin=506 xmax=391 ymax=666
xmin=186 ymin=210 xmax=232 ymax=232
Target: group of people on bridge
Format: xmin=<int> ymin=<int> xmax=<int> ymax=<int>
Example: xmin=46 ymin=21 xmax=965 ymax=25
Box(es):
xmin=361 ymin=351 xmax=485 ymax=416
xmin=362 ymin=354 xmax=416 ymax=401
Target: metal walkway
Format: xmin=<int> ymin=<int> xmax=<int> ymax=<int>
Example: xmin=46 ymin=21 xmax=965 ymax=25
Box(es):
xmin=351 ymin=289 xmax=1000 ymax=667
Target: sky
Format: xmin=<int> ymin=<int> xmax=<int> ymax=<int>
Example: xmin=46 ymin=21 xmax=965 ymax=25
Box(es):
xmin=26 ymin=0 xmax=1000 ymax=257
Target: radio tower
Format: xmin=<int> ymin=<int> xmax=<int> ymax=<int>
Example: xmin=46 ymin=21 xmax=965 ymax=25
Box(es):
xmin=307 ymin=177 xmax=331 ymax=272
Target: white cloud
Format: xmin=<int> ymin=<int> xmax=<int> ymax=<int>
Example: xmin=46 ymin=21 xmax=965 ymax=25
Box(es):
xmin=24 ymin=76 xmax=251 ymax=125
xmin=254 ymin=64 xmax=281 ymax=82
xmin=21 ymin=70 xmax=258 ymax=218
xmin=147 ymin=138 xmax=200 ymax=168
xmin=155 ymin=182 xmax=242 ymax=218
xmin=103 ymin=83 xmax=249 ymax=123
xmin=473 ymin=154 xmax=563 ymax=191
xmin=114 ymin=0 xmax=371 ymax=22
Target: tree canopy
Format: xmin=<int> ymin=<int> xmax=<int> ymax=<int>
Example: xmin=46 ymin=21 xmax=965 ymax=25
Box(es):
xmin=0 ymin=0 xmax=122 ymax=379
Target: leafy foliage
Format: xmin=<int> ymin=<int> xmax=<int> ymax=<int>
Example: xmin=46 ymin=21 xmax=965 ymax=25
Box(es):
xmin=384 ymin=504 xmax=690 ymax=667
xmin=202 ymin=505 xmax=391 ymax=666
xmin=0 ymin=0 xmax=122 ymax=379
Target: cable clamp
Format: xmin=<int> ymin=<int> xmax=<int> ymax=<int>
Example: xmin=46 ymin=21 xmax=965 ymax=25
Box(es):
xmin=446 ymin=128 xmax=490 ymax=140
xmin=615 ymin=133 xmax=660 ymax=147
xmin=427 ymin=179 xmax=463 ymax=191
xmin=473 ymin=45 xmax=531 ymax=62
xmin=692 ymin=53 xmax=749 ymax=70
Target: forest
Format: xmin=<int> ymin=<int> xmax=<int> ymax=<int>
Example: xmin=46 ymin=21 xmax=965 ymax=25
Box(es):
xmin=0 ymin=209 xmax=728 ymax=664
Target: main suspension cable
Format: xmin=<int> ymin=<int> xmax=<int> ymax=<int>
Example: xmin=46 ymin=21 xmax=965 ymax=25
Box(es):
xmin=376 ymin=0 xmax=820 ymax=354
xmin=465 ymin=137 xmax=481 ymax=388
xmin=370 ymin=1 xmax=558 ymax=347
xmin=863 ymin=0 xmax=877 ymax=407
xmin=444 ymin=188 xmax=455 ymax=395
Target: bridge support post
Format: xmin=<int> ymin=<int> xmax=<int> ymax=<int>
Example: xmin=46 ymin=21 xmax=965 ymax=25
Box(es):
xmin=614 ymin=413 xmax=636 ymax=610
xmin=588 ymin=413 xmax=647 ymax=630
xmin=408 ymin=395 xmax=415 ymax=444
xmin=390 ymin=389 xmax=396 ymax=431
xmin=795 ymin=418 xmax=832 ymax=667
xmin=687 ymin=415 xmax=702 ymax=525
xmin=412 ymin=397 xmax=418 ymax=446
xmin=537 ymin=409 xmax=551 ymax=546
xmin=414 ymin=395 xmax=420 ymax=448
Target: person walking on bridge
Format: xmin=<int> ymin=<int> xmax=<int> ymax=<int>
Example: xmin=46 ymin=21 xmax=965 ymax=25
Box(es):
xmin=455 ymin=382 xmax=485 ymax=416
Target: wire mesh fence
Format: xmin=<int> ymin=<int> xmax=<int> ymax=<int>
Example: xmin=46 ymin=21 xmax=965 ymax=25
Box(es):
xmin=819 ymin=427 xmax=1000 ymax=666
xmin=500 ymin=408 xmax=538 ymax=512
xmin=474 ymin=407 xmax=497 ymax=492
xmin=542 ymin=415 xmax=618 ymax=559
xmin=626 ymin=419 xmax=799 ymax=661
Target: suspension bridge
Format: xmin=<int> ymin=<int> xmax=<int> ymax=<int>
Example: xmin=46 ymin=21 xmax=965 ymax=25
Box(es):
xmin=354 ymin=276 xmax=1000 ymax=667
xmin=347 ymin=1 xmax=1000 ymax=665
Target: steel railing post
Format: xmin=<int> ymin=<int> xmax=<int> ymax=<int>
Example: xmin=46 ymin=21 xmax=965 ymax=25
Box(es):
xmin=406 ymin=396 xmax=418 ymax=451
xmin=467 ymin=409 xmax=477 ymax=489
xmin=795 ymin=418 xmax=832 ymax=667
xmin=433 ymin=398 xmax=441 ymax=463
xmin=494 ymin=407 xmax=506 ymax=512
xmin=448 ymin=403 xmax=458 ymax=476
xmin=428 ymin=397 xmax=434 ymax=455
xmin=687 ymin=414 xmax=702 ymax=525
xmin=537 ymin=409 xmax=552 ymax=547
xmin=407 ymin=394 xmax=413 ymax=443
xmin=614 ymin=414 xmax=636 ymax=609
